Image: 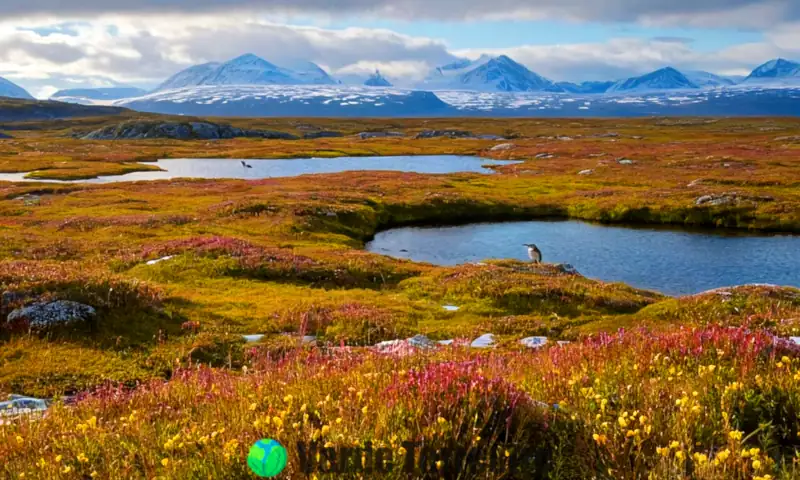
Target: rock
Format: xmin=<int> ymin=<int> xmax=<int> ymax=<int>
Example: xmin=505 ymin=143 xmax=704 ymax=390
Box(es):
xmin=470 ymin=333 xmax=496 ymax=348
xmin=775 ymin=136 xmax=800 ymax=143
xmin=13 ymin=194 xmax=41 ymax=206
xmin=490 ymin=143 xmax=515 ymax=151
xmin=520 ymin=336 xmax=548 ymax=348
xmin=617 ymin=158 xmax=635 ymax=165
xmin=6 ymin=301 xmax=95 ymax=331
xmin=578 ymin=169 xmax=594 ymax=175
xmin=477 ymin=135 xmax=505 ymax=140
xmin=1 ymin=291 xmax=27 ymax=306
xmin=82 ymin=121 xmax=298 ymax=140
xmin=442 ymin=305 xmax=460 ymax=312
xmin=535 ymin=153 xmax=555 ymax=159
xmin=687 ymin=179 xmax=704 ymax=187
xmin=303 ymin=131 xmax=344 ymax=139
xmin=146 ymin=255 xmax=173 ymax=266
xmin=415 ymin=130 xmax=474 ymax=139
xmin=594 ymin=132 xmax=619 ymax=138
xmin=407 ymin=334 xmax=436 ymax=349
xmin=695 ymin=192 xmax=775 ymax=207
xmin=631 ymin=135 xmax=645 ymax=140
xmin=790 ymin=337 xmax=800 ymax=345
xmin=357 ymin=131 xmax=404 ymax=140
xmin=557 ymin=341 xmax=571 ymax=347
xmin=301 ymin=335 xmax=317 ymax=345
xmin=588 ymin=153 xmax=607 ymax=158
xmin=438 ymin=339 xmax=454 ymax=346
xmin=557 ymin=136 xmax=574 ymax=141
xmin=554 ymin=263 xmax=579 ymax=275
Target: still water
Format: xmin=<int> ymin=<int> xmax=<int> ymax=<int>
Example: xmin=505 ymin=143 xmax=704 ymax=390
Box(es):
xmin=0 ymin=156 xmax=518 ymax=183
xmin=366 ymin=220 xmax=799 ymax=295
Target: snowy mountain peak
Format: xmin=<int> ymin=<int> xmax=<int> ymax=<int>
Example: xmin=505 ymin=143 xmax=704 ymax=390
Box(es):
xmin=683 ymin=71 xmax=735 ymax=88
xmin=155 ymin=54 xmax=336 ymax=91
xmin=607 ymin=67 xmax=699 ymax=93
xmin=364 ymin=70 xmax=393 ymax=87
xmin=422 ymin=54 xmax=561 ymax=92
xmin=0 ymin=77 xmax=34 ymax=100
xmin=746 ymin=58 xmax=800 ymax=80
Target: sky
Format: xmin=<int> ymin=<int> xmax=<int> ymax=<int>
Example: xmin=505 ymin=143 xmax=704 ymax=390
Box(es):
xmin=0 ymin=0 xmax=798 ymax=98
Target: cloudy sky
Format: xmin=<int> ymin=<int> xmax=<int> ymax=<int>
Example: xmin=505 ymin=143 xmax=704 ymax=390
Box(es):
xmin=0 ymin=0 xmax=798 ymax=98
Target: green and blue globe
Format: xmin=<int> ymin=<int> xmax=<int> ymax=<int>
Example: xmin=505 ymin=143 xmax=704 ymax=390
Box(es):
xmin=247 ymin=439 xmax=287 ymax=478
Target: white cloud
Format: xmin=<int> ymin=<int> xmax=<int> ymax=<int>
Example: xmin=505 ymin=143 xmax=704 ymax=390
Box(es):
xmin=0 ymin=12 xmax=798 ymax=96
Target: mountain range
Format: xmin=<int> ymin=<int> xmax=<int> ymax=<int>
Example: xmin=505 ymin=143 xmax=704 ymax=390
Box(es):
xmin=2 ymin=54 xmax=800 ymax=117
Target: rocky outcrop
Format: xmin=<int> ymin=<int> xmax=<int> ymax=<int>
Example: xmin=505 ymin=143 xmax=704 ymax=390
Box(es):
xmin=357 ymin=131 xmax=404 ymax=139
xmin=489 ymin=143 xmax=515 ymax=151
xmin=695 ymin=192 xmax=775 ymax=206
xmin=303 ymin=131 xmax=344 ymax=139
xmin=415 ymin=130 xmax=474 ymax=139
xmin=82 ymin=121 xmax=298 ymax=140
xmin=6 ymin=300 xmax=95 ymax=332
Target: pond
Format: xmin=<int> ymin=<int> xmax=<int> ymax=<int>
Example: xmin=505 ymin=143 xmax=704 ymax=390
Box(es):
xmin=366 ymin=220 xmax=800 ymax=296
xmin=0 ymin=156 xmax=518 ymax=183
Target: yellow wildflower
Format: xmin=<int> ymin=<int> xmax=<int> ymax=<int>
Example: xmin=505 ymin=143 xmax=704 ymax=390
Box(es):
xmin=752 ymin=459 xmax=762 ymax=470
xmin=161 ymin=458 xmax=170 ymax=467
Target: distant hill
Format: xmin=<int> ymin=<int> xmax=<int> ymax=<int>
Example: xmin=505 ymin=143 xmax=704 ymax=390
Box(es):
xmin=51 ymin=87 xmax=148 ymax=102
xmin=364 ymin=70 xmax=393 ymax=87
xmin=0 ymin=98 xmax=127 ymax=122
xmin=155 ymin=54 xmax=337 ymax=91
xmin=607 ymin=67 xmax=699 ymax=93
xmin=0 ymin=77 xmax=34 ymax=100
xmin=743 ymin=58 xmax=800 ymax=85
xmin=419 ymin=55 xmax=563 ymax=92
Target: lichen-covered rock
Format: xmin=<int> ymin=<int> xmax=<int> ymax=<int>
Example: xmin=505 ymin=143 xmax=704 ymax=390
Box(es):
xmin=490 ymin=143 xmax=515 ymax=151
xmin=415 ymin=130 xmax=473 ymax=139
xmin=303 ymin=131 xmax=343 ymax=139
xmin=695 ymin=192 xmax=775 ymax=206
xmin=6 ymin=300 xmax=95 ymax=331
xmin=82 ymin=121 xmax=297 ymax=140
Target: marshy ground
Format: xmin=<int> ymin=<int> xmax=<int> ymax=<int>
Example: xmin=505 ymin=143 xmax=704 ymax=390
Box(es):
xmin=1 ymin=115 xmax=799 ymax=479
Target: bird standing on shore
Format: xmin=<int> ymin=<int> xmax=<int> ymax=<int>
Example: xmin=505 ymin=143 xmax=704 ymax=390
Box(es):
xmin=523 ymin=244 xmax=542 ymax=263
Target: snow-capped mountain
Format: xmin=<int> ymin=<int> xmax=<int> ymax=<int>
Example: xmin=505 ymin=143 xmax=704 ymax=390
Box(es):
xmin=607 ymin=67 xmax=699 ymax=93
xmin=156 ymin=62 xmax=221 ymax=91
xmin=743 ymin=58 xmax=800 ymax=85
xmin=364 ymin=70 xmax=393 ymax=87
xmin=683 ymin=71 xmax=736 ymax=88
xmin=51 ymin=87 xmax=148 ymax=104
xmin=556 ymin=81 xmax=615 ymax=94
xmin=154 ymin=54 xmax=336 ymax=92
xmin=420 ymin=55 xmax=562 ymax=92
xmin=118 ymin=84 xmax=452 ymax=117
xmin=0 ymin=77 xmax=34 ymax=99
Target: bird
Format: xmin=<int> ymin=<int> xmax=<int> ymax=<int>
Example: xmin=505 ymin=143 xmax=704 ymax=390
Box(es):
xmin=523 ymin=244 xmax=542 ymax=263
xmin=240 ymin=160 xmax=252 ymax=169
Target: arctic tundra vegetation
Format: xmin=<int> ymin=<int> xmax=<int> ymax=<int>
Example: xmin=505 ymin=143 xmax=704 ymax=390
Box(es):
xmin=0 ymin=112 xmax=799 ymax=478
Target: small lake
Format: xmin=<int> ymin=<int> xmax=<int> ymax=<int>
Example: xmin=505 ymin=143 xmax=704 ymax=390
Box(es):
xmin=0 ymin=156 xmax=518 ymax=183
xmin=366 ymin=220 xmax=800 ymax=295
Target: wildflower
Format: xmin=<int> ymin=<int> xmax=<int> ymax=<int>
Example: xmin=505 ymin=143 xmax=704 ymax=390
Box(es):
xmin=90 ymin=473 xmax=98 ymax=479
xmin=618 ymin=416 xmax=628 ymax=428
xmin=693 ymin=453 xmax=708 ymax=465
xmin=670 ymin=441 xmax=680 ymax=449
xmin=273 ymin=417 xmax=283 ymax=428
xmin=437 ymin=417 xmax=446 ymax=425
xmin=691 ymin=405 xmax=701 ymax=414
xmin=716 ymin=449 xmax=730 ymax=462
xmin=398 ymin=447 xmax=407 ymax=456
xmin=361 ymin=406 xmax=368 ymax=414
xmin=321 ymin=425 xmax=330 ymax=436
xmin=77 ymin=453 xmax=89 ymax=463
xmin=783 ymin=356 xmax=791 ymax=364
xmin=55 ymin=455 xmax=63 ymax=463
xmin=752 ymin=459 xmax=762 ymax=470
xmin=593 ymin=433 xmax=607 ymax=445
xmin=249 ymin=402 xmax=257 ymax=411
xmin=729 ymin=430 xmax=743 ymax=441
xmin=15 ymin=435 xmax=23 ymax=446
xmin=161 ymin=458 xmax=170 ymax=467
xmin=436 ymin=461 xmax=443 ymax=470
xmin=62 ymin=466 xmax=72 ymax=474
xmin=656 ymin=447 xmax=669 ymax=457
xmin=639 ymin=415 xmax=647 ymax=425
xmin=335 ymin=417 xmax=342 ymax=424
xmin=749 ymin=448 xmax=760 ymax=456
xmin=675 ymin=451 xmax=685 ymax=461
xmin=284 ymin=395 xmax=293 ymax=404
